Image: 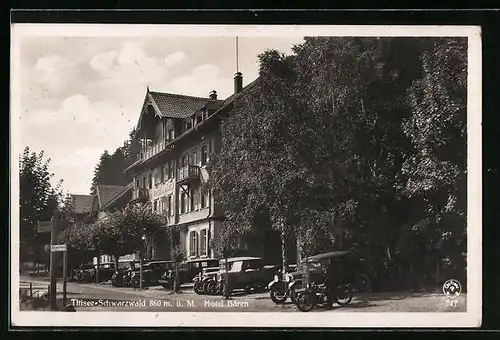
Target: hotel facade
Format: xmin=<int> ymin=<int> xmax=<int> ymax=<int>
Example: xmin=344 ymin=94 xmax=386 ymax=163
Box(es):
xmin=124 ymin=72 xmax=250 ymax=261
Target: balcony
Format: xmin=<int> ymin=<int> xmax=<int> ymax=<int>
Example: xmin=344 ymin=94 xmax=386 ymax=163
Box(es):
xmin=137 ymin=139 xmax=174 ymax=162
xmin=131 ymin=188 xmax=149 ymax=203
xmin=177 ymin=165 xmax=201 ymax=185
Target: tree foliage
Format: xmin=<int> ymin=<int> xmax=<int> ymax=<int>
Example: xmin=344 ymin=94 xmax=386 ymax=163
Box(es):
xmin=210 ymin=37 xmax=468 ymax=286
xmin=90 ymin=128 xmax=141 ymax=195
xmin=19 ymin=147 xmax=63 ymax=263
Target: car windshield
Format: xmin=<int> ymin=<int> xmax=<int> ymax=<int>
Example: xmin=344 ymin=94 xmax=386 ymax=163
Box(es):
xmin=219 ymin=260 xmax=234 ymax=271
xmin=230 ymin=261 xmax=243 ymax=272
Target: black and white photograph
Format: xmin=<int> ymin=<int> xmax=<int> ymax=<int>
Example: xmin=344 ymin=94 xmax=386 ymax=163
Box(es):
xmin=10 ymin=24 xmax=482 ymax=328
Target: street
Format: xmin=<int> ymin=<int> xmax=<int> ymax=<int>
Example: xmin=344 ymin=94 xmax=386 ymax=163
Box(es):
xmin=19 ymin=276 xmax=466 ymax=313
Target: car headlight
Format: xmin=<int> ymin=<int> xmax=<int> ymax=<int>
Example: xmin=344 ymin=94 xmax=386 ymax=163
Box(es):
xmin=217 ymin=273 xmax=222 ymax=281
xmin=285 ymin=275 xmax=292 ymax=283
xmin=273 ymin=275 xmax=279 ymax=282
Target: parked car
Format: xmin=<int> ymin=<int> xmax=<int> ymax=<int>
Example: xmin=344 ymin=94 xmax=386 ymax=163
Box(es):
xmin=160 ymin=258 xmax=219 ymax=289
xmin=111 ymin=261 xmax=140 ymax=287
xmin=76 ymin=264 xmax=96 ymax=283
xmin=214 ymin=257 xmax=278 ymax=296
xmin=194 ymin=265 xmax=220 ymax=295
xmin=285 ymin=251 xmax=373 ymax=303
xmin=147 ymin=260 xmax=176 ymax=286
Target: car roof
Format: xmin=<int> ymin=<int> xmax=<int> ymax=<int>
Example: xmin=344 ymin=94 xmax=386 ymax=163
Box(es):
xmin=186 ymin=258 xmax=219 ymax=263
xmin=148 ymin=260 xmax=174 ymax=264
xmin=221 ymin=257 xmax=262 ymax=262
xmin=305 ymin=251 xmax=352 ymax=262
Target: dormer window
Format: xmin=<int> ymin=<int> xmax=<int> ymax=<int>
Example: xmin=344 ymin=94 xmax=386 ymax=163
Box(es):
xmin=202 ymin=108 xmax=209 ymax=121
xmin=195 ymin=112 xmax=203 ymax=125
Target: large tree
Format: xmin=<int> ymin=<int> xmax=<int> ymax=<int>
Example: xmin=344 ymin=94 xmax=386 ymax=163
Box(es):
xmin=210 ymin=37 xmax=467 ymax=289
xmin=402 ymin=38 xmax=468 ymax=284
xmin=19 ymin=147 xmax=63 ymax=265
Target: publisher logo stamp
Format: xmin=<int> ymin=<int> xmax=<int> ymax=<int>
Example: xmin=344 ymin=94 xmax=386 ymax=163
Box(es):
xmin=443 ymin=279 xmax=462 ymax=299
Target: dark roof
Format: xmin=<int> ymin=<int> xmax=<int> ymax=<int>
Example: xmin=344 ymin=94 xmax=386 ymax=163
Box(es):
xmin=95 ymin=185 xmax=128 ymax=210
xmin=305 ymin=251 xmax=352 ymax=262
xmin=147 ymin=91 xmax=224 ymax=119
xmin=71 ymin=194 xmax=93 ymax=214
xmin=100 ymin=183 xmax=133 ymax=211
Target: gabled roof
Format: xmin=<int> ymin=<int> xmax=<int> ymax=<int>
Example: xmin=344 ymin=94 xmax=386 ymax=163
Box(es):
xmin=71 ymin=194 xmax=93 ymax=214
xmin=147 ymin=91 xmax=223 ymax=119
xmin=100 ymin=182 xmax=133 ymax=211
xmin=95 ymin=185 xmax=128 ymax=210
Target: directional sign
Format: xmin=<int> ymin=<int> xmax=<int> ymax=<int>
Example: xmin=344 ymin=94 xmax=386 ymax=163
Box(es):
xmin=37 ymin=221 xmax=52 ymax=233
xmin=51 ymin=244 xmax=67 ymax=252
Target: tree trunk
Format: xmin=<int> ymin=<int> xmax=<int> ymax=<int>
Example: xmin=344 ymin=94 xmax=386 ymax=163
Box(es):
xmin=139 ymin=251 xmax=144 ymax=290
xmin=224 ymin=253 xmax=230 ymax=299
xmin=174 ymin=261 xmax=180 ymax=292
xmin=96 ymin=254 xmax=100 ymax=283
xmin=113 ymin=254 xmax=119 ymax=274
xmin=280 ymin=223 xmax=289 ymax=274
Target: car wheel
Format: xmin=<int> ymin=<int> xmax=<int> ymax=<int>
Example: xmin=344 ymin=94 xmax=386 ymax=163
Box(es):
xmin=270 ymin=283 xmax=287 ymax=304
xmin=296 ymin=292 xmax=315 ymax=312
xmin=355 ymin=273 xmax=371 ymax=292
xmin=334 ymin=285 xmax=353 ymax=306
xmin=205 ymin=280 xmax=218 ymax=295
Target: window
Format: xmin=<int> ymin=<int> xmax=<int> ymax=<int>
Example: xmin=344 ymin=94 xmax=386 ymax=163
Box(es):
xmin=136 ymin=179 xmax=140 ymax=189
xmin=201 ymin=145 xmax=208 ymax=165
xmin=201 ymin=189 xmax=209 ymax=209
xmin=190 ymin=188 xmax=198 ymax=212
xmin=168 ymin=129 xmax=174 ymax=141
xmin=189 ymin=231 xmax=199 ymax=257
xmin=167 ymin=195 xmax=172 ymax=216
xmin=142 ymin=177 xmax=146 ymax=189
xmin=180 ymin=193 xmax=187 ymax=214
xmin=180 ymin=155 xmax=187 ymax=168
xmin=153 ymin=200 xmax=158 ymax=212
xmin=165 ymin=161 xmax=174 ymax=179
xmin=200 ymin=229 xmax=207 ymax=256
xmin=202 ymin=109 xmax=209 ymax=121
xmin=191 ymin=151 xmax=197 ymax=166
xmin=195 ymin=113 xmax=203 ymax=125
xmin=163 ymin=164 xmax=168 ymax=181
xmin=148 ymin=174 xmax=153 ymax=189
xmin=156 ymin=166 xmax=165 ymax=183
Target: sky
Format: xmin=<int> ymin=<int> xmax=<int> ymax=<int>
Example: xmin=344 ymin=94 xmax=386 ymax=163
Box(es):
xmin=17 ymin=35 xmax=305 ymax=195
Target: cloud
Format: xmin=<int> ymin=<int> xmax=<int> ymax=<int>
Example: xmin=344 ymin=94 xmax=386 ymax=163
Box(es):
xmin=89 ymin=42 xmax=187 ymax=85
xmin=163 ymin=51 xmax=187 ymax=67
xmin=33 ymin=55 xmax=79 ymax=94
xmin=159 ymin=64 xmax=233 ymax=98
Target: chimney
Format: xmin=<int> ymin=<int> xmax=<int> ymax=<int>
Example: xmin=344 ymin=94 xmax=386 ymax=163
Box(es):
xmin=234 ymin=72 xmax=243 ymax=94
xmin=209 ymin=90 xmax=217 ymax=100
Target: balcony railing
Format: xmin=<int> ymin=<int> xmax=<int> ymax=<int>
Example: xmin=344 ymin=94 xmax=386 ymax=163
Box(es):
xmin=132 ymin=188 xmax=149 ymax=202
xmin=137 ymin=139 xmax=174 ymax=162
xmin=177 ymin=165 xmax=201 ymax=184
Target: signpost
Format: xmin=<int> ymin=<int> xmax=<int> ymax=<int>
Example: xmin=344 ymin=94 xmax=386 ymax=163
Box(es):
xmin=37 ymin=221 xmax=52 ymax=233
xmin=51 ymin=244 xmax=68 ymax=306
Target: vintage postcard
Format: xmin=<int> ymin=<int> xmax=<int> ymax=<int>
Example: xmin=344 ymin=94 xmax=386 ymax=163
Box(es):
xmin=10 ymin=24 xmax=482 ymax=328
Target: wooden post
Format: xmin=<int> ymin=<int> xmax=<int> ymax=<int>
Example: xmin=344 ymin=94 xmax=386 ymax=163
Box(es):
xmin=63 ymin=250 xmax=67 ymax=306
xmin=49 ymin=215 xmax=58 ymax=310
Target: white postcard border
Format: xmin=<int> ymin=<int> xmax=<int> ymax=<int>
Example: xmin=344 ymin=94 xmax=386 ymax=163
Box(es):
xmin=10 ymin=24 xmax=482 ymax=328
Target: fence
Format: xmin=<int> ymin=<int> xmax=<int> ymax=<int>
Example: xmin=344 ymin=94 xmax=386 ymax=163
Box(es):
xmin=19 ymin=280 xmax=50 ymax=300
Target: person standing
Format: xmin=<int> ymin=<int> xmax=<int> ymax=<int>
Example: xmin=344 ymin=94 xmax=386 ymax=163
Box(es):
xmin=325 ymin=258 xmax=342 ymax=310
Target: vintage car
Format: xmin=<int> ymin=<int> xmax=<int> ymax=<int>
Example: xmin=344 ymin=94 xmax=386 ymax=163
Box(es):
xmin=147 ymin=260 xmax=176 ymax=283
xmin=159 ymin=258 xmax=219 ymax=290
xmin=214 ymin=257 xmax=278 ymax=295
xmin=283 ymin=251 xmax=373 ymax=302
xmin=76 ymin=264 xmax=96 ymax=283
xmin=193 ymin=265 xmax=221 ymax=294
xmin=128 ymin=263 xmax=170 ymax=288
xmin=111 ymin=261 xmax=140 ymax=287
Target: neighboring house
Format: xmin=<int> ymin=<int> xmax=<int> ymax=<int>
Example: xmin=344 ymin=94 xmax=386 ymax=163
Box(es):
xmin=90 ymin=184 xmax=137 ymax=264
xmin=125 ymin=72 xmax=267 ymax=261
xmin=70 ymin=194 xmax=93 ymax=225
